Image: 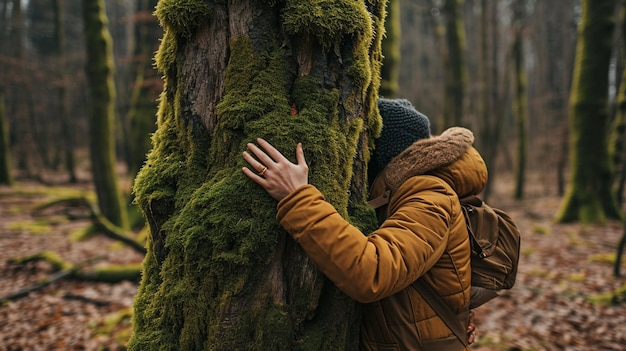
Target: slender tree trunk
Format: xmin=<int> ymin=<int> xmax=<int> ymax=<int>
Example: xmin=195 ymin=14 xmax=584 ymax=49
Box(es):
xmin=10 ymin=0 xmax=30 ymax=176
xmin=610 ymin=0 xmax=626 ymax=205
xmin=0 ymin=93 xmax=12 ymax=185
xmin=442 ymin=0 xmax=467 ymax=128
xmin=478 ymin=0 xmax=494 ymax=200
xmin=556 ymin=0 xmax=622 ymax=223
xmin=481 ymin=0 xmax=507 ymax=200
xmin=54 ymin=0 xmax=77 ymax=183
xmin=380 ymin=0 xmax=400 ymax=98
xmin=612 ymin=0 xmax=626 ymax=278
xmin=128 ymin=0 xmax=384 ymax=349
xmin=0 ymin=1 xmax=11 ymax=186
xmin=512 ymin=0 xmax=528 ymax=200
xmin=126 ymin=0 xmax=161 ymax=177
xmin=82 ymin=0 xmax=128 ymax=228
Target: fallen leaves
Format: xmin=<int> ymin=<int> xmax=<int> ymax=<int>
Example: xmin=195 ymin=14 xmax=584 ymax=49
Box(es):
xmin=1 ymin=182 xmax=626 ymax=350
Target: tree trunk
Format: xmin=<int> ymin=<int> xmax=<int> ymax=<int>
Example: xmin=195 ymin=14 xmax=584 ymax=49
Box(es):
xmin=0 ymin=93 xmax=12 ymax=185
xmin=10 ymin=0 xmax=30 ymax=176
xmin=442 ymin=0 xmax=467 ymax=128
xmin=82 ymin=0 xmax=128 ymax=229
xmin=54 ymin=0 xmax=77 ymax=183
xmin=610 ymin=0 xmax=626 ymax=205
xmin=556 ymin=0 xmax=622 ymax=223
xmin=126 ymin=0 xmax=161 ymax=177
xmin=128 ymin=0 xmax=384 ymax=350
xmin=480 ymin=0 xmax=509 ymax=201
xmin=512 ymin=0 xmax=528 ymax=200
xmin=478 ymin=0 xmax=494 ymax=200
xmin=380 ymin=0 xmax=400 ymax=98
xmin=612 ymin=0 xmax=626 ymax=278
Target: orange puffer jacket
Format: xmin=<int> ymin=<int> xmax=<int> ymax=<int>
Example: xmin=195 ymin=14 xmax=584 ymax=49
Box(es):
xmin=276 ymin=127 xmax=488 ymax=350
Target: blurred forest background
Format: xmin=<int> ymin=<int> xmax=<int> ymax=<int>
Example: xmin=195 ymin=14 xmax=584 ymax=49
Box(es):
xmin=1 ymin=0 xmax=626 ymax=350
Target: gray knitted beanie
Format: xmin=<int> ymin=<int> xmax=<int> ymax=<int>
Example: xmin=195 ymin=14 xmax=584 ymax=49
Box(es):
xmin=370 ymin=98 xmax=431 ymax=180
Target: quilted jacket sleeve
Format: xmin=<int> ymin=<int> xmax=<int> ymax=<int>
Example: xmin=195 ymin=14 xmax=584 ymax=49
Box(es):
xmin=276 ymin=176 xmax=456 ymax=303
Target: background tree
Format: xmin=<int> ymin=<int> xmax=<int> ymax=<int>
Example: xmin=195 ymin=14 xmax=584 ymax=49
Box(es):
xmin=82 ymin=0 xmax=129 ymax=229
xmin=125 ymin=0 xmax=161 ymax=177
xmin=440 ymin=0 xmax=467 ymax=129
xmin=531 ymin=0 xmax=578 ymax=197
xmin=556 ymin=0 xmax=622 ymax=223
xmin=0 ymin=93 xmax=11 ymax=185
xmin=128 ymin=0 xmax=384 ymax=349
xmin=380 ymin=0 xmax=400 ymax=97
xmin=54 ymin=0 xmax=77 ymax=183
xmin=9 ymin=0 xmax=32 ymax=176
xmin=512 ymin=0 xmax=528 ymax=200
xmin=476 ymin=0 xmax=506 ymax=200
xmin=611 ymin=0 xmax=626 ymax=206
xmin=612 ymin=0 xmax=626 ymax=277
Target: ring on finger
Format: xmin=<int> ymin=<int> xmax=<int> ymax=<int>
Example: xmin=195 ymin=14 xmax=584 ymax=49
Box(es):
xmin=258 ymin=166 xmax=268 ymax=176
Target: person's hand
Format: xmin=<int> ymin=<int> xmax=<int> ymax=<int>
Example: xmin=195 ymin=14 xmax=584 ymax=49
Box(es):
xmin=467 ymin=309 xmax=476 ymax=344
xmin=242 ymin=138 xmax=309 ymax=201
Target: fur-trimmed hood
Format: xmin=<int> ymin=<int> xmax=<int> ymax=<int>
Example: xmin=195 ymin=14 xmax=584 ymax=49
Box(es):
xmin=382 ymin=127 xmax=488 ymax=198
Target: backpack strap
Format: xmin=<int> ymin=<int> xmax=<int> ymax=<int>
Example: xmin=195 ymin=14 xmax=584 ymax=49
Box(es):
xmin=367 ymin=188 xmax=392 ymax=209
xmin=411 ymin=279 xmax=468 ymax=349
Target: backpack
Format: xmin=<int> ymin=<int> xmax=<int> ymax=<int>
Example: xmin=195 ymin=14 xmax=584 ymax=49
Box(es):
xmin=367 ymin=176 xmax=522 ymax=347
xmin=456 ymin=194 xmax=521 ymax=308
xmin=368 ymin=182 xmax=521 ymax=307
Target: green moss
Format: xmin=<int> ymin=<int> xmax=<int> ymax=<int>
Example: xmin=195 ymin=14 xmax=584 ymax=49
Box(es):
xmin=347 ymin=203 xmax=378 ymax=234
xmin=8 ymin=251 xmax=72 ymax=271
xmin=91 ymin=308 xmax=133 ymax=347
xmin=589 ymin=252 xmax=625 ymax=266
xmin=155 ymin=0 xmax=213 ymax=39
xmin=346 ymin=44 xmax=372 ymax=90
xmin=531 ymin=225 xmax=550 ymax=235
xmin=87 ymin=264 xmax=142 ymax=282
xmin=7 ymin=220 xmax=51 ymax=235
xmin=215 ymin=39 xmax=292 ymax=132
xmin=567 ymin=272 xmax=586 ymax=282
xmin=283 ymin=0 xmax=373 ymax=49
xmin=588 ymin=283 xmax=626 ymax=305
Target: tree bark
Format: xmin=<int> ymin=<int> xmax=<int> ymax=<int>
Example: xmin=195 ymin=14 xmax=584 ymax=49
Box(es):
xmin=82 ymin=0 xmax=129 ymax=229
xmin=380 ymin=0 xmax=400 ymax=97
xmin=0 ymin=93 xmax=12 ymax=185
xmin=512 ymin=0 xmax=528 ymax=200
xmin=54 ymin=0 xmax=78 ymax=183
xmin=442 ymin=0 xmax=467 ymax=128
xmin=129 ymin=0 xmax=384 ymax=349
xmin=610 ymin=0 xmax=626 ymax=205
xmin=612 ymin=0 xmax=626 ymax=278
xmin=126 ymin=0 xmax=162 ymax=176
xmin=556 ymin=0 xmax=622 ymax=223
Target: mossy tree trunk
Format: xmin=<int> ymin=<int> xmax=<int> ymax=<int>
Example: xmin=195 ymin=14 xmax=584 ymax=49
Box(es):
xmin=612 ymin=0 xmax=626 ymax=278
xmin=610 ymin=0 xmax=626 ymax=205
xmin=126 ymin=0 xmax=161 ymax=176
xmin=128 ymin=0 xmax=384 ymax=350
xmin=441 ymin=0 xmax=467 ymax=128
xmin=82 ymin=0 xmax=129 ymax=229
xmin=556 ymin=0 xmax=622 ymax=223
xmin=380 ymin=0 xmax=400 ymax=98
xmin=0 ymin=93 xmax=12 ymax=186
xmin=512 ymin=0 xmax=528 ymax=200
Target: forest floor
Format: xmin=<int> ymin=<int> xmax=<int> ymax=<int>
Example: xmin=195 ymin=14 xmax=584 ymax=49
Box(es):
xmin=1 ymin=176 xmax=626 ymax=351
